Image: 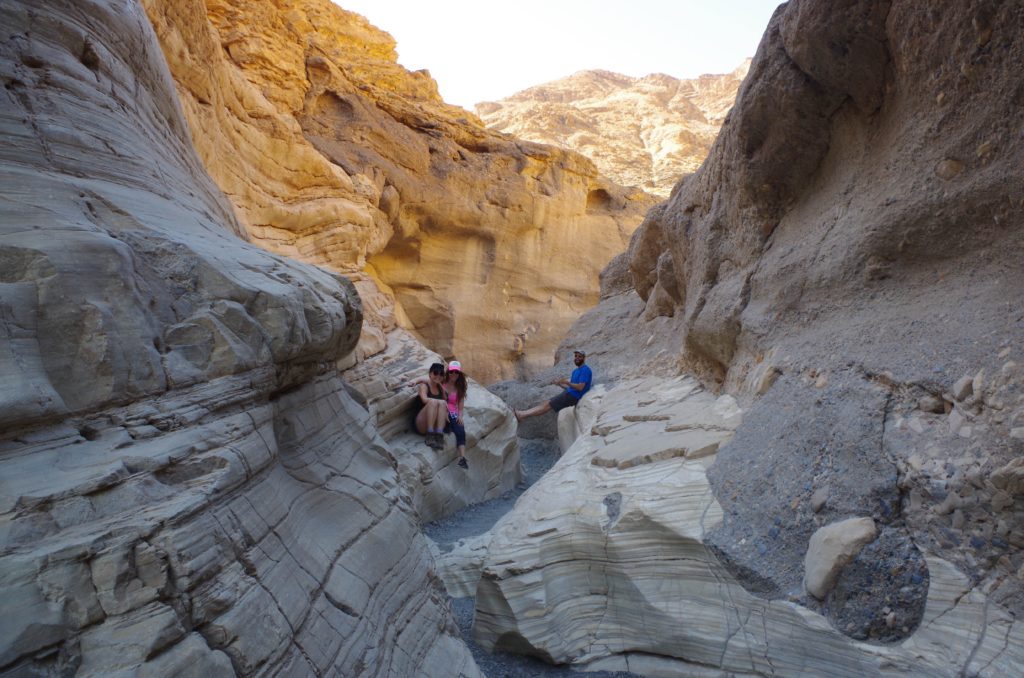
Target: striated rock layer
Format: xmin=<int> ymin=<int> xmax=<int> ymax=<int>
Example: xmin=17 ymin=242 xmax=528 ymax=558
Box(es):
xmin=477 ymin=62 xmax=750 ymax=197
xmin=471 ymin=379 xmax=1024 ymax=675
xmin=0 ymin=1 xmax=483 ymax=675
xmin=143 ymin=0 xmax=657 ymax=383
xmin=474 ymin=0 xmax=1023 ymax=672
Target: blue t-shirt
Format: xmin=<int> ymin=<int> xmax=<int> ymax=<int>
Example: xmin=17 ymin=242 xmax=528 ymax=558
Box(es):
xmin=566 ymin=364 xmax=593 ymax=399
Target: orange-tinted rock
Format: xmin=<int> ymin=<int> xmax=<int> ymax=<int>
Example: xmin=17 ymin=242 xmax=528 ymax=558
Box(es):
xmin=144 ymin=0 xmax=656 ymax=382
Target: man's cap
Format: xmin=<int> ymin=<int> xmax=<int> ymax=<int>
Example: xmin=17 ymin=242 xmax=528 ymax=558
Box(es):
xmin=573 ymin=349 xmax=586 ymax=357
xmin=447 ymin=360 xmax=462 ymax=372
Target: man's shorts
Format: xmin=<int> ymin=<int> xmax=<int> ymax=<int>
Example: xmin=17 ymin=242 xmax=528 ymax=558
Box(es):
xmin=548 ymin=391 xmax=580 ymax=412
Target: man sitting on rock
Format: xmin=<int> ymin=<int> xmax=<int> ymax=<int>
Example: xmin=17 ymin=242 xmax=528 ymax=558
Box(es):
xmin=515 ymin=350 xmax=592 ymax=421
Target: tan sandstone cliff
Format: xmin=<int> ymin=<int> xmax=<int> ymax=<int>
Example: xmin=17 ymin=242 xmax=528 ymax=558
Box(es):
xmin=142 ymin=0 xmax=656 ymax=384
xmin=477 ymin=62 xmax=750 ymax=197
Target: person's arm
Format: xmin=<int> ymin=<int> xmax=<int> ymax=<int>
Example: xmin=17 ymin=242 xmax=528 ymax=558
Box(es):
xmin=417 ymin=383 xmax=430 ymax=404
xmin=456 ymin=394 xmax=466 ymax=424
xmin=566 ymin=367 xmax=592 ymax=392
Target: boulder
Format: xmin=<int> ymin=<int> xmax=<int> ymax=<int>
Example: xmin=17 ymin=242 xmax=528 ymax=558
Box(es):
xmin=803 ymin=517 xmax=878 ymax=599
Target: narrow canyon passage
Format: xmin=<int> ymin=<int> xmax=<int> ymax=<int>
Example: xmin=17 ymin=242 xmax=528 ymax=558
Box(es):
xmin=423 ymin=438 xmax=638 ymax=678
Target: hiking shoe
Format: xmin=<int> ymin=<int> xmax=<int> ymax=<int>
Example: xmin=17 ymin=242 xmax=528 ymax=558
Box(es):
xmin=457 ymin=457 xmax=468 ymax=470
xmin=425 ymin=433 xmax=441 ymax=449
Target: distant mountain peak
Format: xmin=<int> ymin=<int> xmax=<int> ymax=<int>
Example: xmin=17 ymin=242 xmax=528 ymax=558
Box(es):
xmin=477 ymin=63 xmax=749 ymax=196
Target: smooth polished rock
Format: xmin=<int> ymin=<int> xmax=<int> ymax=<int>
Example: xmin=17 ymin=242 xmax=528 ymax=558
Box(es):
xmin=0 ymin=1 xmax=477 ymax=674
xmin=472 ymin=376 xmax=1024 ymax=675
xmin=344 ymin=329 xmax=522 ymax=523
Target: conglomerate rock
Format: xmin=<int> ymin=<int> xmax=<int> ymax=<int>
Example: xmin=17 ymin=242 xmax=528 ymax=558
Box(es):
xmin=142 ymin=0 xmax=657 ymax=383
xmin=0 ymin=1 xmax=484 ymax=675
xmin=477 ymin=62 xmax=750 ymax=197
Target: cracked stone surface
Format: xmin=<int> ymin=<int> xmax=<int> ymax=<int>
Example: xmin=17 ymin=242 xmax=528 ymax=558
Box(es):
xmin=344 ymin=328 xmax=522 ymax=524
xmin=0 ymin=1 xmax=477 ymax=674
xmin=471 ymin=377 xmax=1024 ymax=675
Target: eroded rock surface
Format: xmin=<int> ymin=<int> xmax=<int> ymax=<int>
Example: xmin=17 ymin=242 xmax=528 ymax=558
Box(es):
xmin=473 ymin=0 xmax=1024 ymax=669
xmin=0 ymin=1 xmax=478 ymax=674
xmin=472 ymin=378 xmax=1024 ymax=675
xmin=343 ymin=329 xmax=522 ymax=524
xmin=143 ymin=0 xmax=657 ymax=383
xmin=559 ymin=0 xmax=1024 ymax=649
xmin=478 ymin=62 xmax=750 ymax=196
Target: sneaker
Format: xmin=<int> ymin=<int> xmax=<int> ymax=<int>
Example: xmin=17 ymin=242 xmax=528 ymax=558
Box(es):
xmin=457 ymin=457 xmax=468 ymax=470
xmin=425 ymin=433 xmax=441 ymax=449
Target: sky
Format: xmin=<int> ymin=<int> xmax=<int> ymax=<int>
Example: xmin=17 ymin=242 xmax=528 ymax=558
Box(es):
xmin=333 ymin=0 xmax=782 ymax=110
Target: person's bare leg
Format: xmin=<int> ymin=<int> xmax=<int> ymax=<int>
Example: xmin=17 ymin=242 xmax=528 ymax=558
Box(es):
xmin=432 ymin=401 xmax=447 ymax=432
xmin=514 ymin=400 xmax=551 ymax=421
xmin=415 ymin=407 xmax=431 ymax=434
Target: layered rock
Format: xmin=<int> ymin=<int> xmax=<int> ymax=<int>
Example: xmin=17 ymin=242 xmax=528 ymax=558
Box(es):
xmin=477 ymin=62 xmax=750 ymax=196
xmin=477 ymin=0 xmax=1024 ymax=667
xmin=619 ymin=0 xmax=1024 ymax=640
xmin=143 ymin=0 xmax=656 ymax=383
xmin=0 ymin=1 xmax=481 ymax=674
xmin=469 ymin=378 xmax=1024 ymax=675
xmin=343 ymin=329 xmax=522 ymax=524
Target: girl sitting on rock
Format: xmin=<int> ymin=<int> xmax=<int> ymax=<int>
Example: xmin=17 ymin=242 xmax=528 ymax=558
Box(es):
xmin=412 ymin=362 xmax=448 ymax=449
xmin=443 ymin=361 xmax=469 ymax=469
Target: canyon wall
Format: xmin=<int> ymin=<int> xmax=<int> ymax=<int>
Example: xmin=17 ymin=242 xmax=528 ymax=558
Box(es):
xmin=142 ymin=0 xmax=656 ymax=383
xmin=477 ymin=62 xmax=750 ymax=197
xmin=0 ymin=1 xmax=484 ymax=675
xmin=469 ymin=0 xmax=1024 ymax=673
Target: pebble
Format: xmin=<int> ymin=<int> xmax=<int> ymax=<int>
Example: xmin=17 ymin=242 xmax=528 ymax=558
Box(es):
xmin=991 ymin=490 xmax=1014 ymax=511
xmin=935 ymin=158 xmax=964 ymax=180
xmin=952 ymin=375 xmax=974 ymax=401
xmin=810 ymin=487 xmax=829 ymax=513
xmin=919 ymin=395 xmax=944 ymax=413
xmin=951 ymin=509 xmax=965 ymax=529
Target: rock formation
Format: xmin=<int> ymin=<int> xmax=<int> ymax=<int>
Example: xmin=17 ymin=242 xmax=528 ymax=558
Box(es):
xmin=142 ymin=0 xmax=657 ymax=383
xmin=465 ymin=378 xmax=1024 ymax=675
xmin=0 ymin=0 xmax=509 ymax=674
xmin=477 ymin=62 xmax=750 ymax=196
xmin=462 ymin=0 xmax=1024 ymax=673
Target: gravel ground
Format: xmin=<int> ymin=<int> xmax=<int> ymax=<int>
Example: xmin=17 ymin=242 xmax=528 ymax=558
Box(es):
xmin=423 ymin=438 xmax=638 ymax=678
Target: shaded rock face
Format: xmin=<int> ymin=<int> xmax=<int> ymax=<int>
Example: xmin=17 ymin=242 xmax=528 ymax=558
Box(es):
xmin=470 ymin=378 xmax=1024 ymax=675
xmin=0 ymin=1 xmax=480 ymax=675
xmin=560 ymin=0 xmax=1024 ymax=654
xmin=477 ymin=62 xmax=750 ymax=197
xmin=143 ymin=0 xmax=657 ymax=383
